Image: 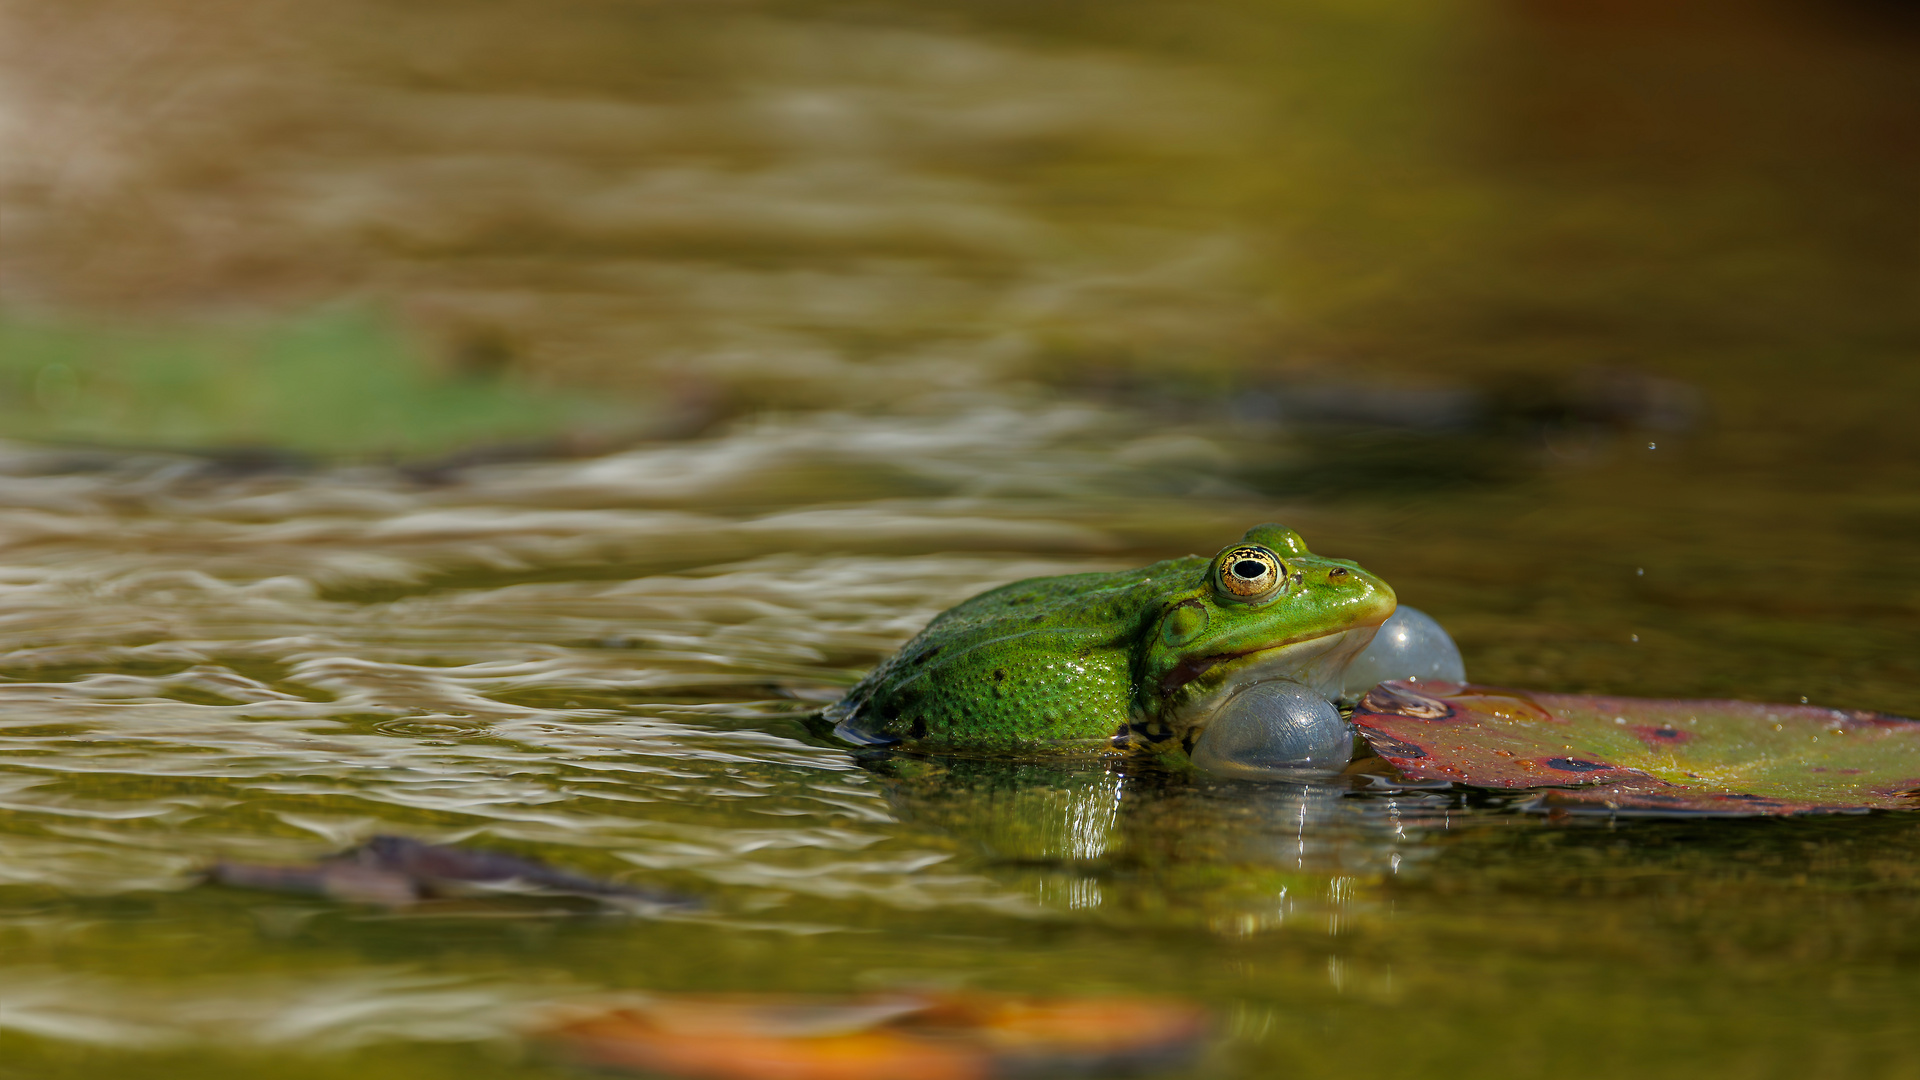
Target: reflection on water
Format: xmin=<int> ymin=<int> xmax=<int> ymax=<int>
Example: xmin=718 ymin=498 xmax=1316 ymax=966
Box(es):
xmin=0 ymin=967 xmax=576 ymax=1050
xmin=0 ymin=0 xmax=1914 ymax=1075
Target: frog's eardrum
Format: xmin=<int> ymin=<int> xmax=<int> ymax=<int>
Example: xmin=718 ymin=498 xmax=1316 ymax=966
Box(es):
xmin=1340 ymin=605 xmax=1465 ymax=701
xmin=1189 ymin=679 xmax=1353 ymax=777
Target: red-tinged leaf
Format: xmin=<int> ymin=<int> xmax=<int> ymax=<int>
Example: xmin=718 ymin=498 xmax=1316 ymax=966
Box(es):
xmin=538 ymin=993 xmax=1210 ymax=1080
xmin=1352 ymin=681 xmax=1920 ymax=816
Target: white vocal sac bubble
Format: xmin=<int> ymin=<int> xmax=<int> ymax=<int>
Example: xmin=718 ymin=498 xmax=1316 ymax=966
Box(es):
xmin=1189 ymin=679 xmax=1353 ymax=778
xmin=1340 ymin=605 xmax=1466 ymax=701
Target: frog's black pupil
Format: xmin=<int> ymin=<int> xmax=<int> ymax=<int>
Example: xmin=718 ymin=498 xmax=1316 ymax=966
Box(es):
xmin=1234 ymin=559 xmax=1267 ymax=579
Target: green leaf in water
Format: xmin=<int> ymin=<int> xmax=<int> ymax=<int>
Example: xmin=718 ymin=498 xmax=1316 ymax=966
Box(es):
xmin=0 ymin=308 xmax=623 ymax=459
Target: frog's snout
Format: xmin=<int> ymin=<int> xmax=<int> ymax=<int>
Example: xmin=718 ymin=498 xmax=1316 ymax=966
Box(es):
xmin=1325 ymin=562 xmax=1396 ymax=625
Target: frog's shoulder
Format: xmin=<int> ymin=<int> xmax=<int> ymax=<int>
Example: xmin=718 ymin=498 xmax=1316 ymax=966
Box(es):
xmin=834 ymin=556 xmax=1209 ymax=745
xmin=928 ymin=555 xmax=1207 ymax=638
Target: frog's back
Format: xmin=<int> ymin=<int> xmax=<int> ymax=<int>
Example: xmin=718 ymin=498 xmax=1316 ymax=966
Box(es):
xmin=834 ymin=557 xmax=1205 ymax=747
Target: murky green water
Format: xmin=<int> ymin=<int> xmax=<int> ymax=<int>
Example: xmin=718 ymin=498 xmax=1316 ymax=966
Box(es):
xmin=0 ymin=0 xmax=1916 ymax=1076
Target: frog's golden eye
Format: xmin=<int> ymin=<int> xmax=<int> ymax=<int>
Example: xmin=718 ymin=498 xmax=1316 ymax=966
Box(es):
xmin=1216 ymin=545 xmax=1283 ymax=601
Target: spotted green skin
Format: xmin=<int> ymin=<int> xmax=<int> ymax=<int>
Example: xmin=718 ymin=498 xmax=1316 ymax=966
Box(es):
xmin=830 ymin=524 xmax=1396 ymax=752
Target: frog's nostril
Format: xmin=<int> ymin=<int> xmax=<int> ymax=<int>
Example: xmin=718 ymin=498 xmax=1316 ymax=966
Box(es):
xmin=1328 ymin=567 xmax=1348 ymax=580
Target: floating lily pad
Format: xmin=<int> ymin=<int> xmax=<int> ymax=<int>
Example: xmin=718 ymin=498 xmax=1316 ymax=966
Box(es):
xmin=1351 ymin=681 xmax=1920 ymax=816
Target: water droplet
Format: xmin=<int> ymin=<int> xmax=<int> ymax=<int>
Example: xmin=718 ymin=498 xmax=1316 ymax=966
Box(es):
xmin=1635 ymin=567 xmax=1644 ymax=576
xmin=1800 ymin=696 xmax=1809 ymax=704
xmin=1647 ymin=441 xmax=1657 ymax=450
xmin=372 ymin=717 xmax=493 ymax=739
xmin=1614 ymin=716 xmax=1626 ymax=724
xmin=1630 ymin=633 xmax=1639 ymax=643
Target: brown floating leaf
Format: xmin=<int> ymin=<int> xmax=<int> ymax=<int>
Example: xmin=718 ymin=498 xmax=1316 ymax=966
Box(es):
xmin=540 ymin=992 xmax=1210 ymax=1080
xmin=1352 ymin=681 xmax=1920 ymax=816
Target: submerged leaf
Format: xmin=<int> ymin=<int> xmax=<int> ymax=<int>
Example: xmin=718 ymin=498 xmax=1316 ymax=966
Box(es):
xmin=209 ymin=835 xmax=697 ymax=911
xmin=1351 ymin=681 xmax=1920 ymax=816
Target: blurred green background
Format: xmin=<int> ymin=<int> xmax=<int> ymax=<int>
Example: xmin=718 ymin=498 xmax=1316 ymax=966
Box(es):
xmin=1 ymin=0 xmax=1912 ymax=457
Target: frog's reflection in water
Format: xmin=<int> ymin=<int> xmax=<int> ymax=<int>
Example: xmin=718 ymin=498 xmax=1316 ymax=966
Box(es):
xmin=858 ymin=754 xmax=1440 ymax=926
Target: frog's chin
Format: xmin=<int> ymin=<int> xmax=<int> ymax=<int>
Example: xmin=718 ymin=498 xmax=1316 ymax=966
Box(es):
xmin=1164 ymin=625 xmax=1380 ymax=730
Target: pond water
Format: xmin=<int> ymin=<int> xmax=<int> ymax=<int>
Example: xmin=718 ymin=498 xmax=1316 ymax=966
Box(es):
xmin=0 ymin=0 xmax=1916 ymax=1076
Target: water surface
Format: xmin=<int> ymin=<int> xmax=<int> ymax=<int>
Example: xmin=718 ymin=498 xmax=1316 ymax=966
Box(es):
xmin=0 ymin=0 xmax=1915 ymax=1076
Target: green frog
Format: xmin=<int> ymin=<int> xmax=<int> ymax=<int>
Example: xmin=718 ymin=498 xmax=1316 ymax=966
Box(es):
xmin=826 ymin=524 xmax=1396 ymax=757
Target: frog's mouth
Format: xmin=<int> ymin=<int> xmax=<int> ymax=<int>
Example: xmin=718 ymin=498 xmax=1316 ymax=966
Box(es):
xmin=1156 ymin=626 xmax=1380 ymax=717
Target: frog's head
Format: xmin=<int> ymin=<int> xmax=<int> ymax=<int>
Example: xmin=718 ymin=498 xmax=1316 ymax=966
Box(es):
xmin=1137 ymin=523 xmax=1395 ymax=729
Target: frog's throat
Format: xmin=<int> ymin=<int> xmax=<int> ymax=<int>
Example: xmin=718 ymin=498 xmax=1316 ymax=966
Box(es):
xmin=1153 ymin=625 xmax=1380 ymax=725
